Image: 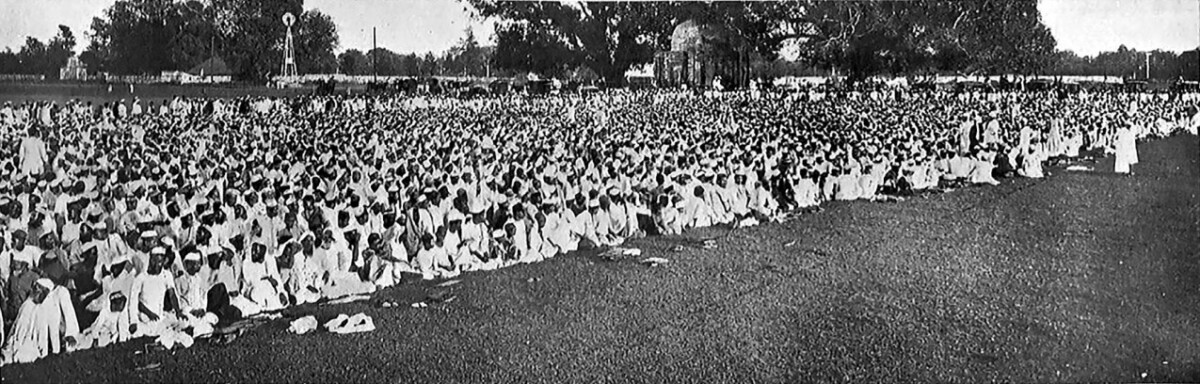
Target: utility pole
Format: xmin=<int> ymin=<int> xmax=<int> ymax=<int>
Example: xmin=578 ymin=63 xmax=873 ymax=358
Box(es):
xmin=373 ymin=27 xmax=378 ymax=83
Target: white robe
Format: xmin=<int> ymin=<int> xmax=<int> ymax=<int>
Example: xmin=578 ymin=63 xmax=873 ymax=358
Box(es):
xmin=1114 ymin=127 xmax=1139 ymax=174
xmin=19 ymin=136 xmax=48 ymax=176
xmin=2 ymin=287 xmax=80 ymax=365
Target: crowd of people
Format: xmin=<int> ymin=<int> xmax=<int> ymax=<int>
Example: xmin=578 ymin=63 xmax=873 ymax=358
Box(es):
xmin=0 ymin=85 xmax=1198 ymax=365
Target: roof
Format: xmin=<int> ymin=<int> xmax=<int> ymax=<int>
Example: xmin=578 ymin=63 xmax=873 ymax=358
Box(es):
xmin=669 ymin=20 xmax=744 ymax=53
xmin=188 ymin=57 xmax=233 ymax=76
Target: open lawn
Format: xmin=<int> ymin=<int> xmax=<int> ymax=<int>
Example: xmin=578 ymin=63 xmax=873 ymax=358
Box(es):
xmin=3 ymin=134 xmax=1198 ymax=383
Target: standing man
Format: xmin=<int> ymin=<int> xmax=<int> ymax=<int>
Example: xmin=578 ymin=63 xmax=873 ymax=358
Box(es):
xmin=1114 ymin=122 xmax=1139 ymax=174
xmin=19 ymin=126 xmax=48 ymax=177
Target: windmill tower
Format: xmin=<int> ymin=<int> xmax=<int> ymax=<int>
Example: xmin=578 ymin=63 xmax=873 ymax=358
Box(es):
xmin=281 ymin=12 xmax=298 ymax=77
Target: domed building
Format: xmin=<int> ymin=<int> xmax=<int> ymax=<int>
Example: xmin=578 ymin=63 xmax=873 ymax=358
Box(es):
xmin=654 ymin=20 xmax=756 ymax=90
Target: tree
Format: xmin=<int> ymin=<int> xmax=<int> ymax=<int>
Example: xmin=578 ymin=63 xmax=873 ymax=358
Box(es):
xmin=17 ymin=37 xmax=47 ymax=75
xmin=1180 ymin=49 xmax=1199 ymax=81
xmin=0 ymin=49 xmax=19 ymax=73
xmin=295 ymin=10 xmax=339 ymax=74
xmin=81 ymin=17 xmax=113 ymax=72
xmin=718 ymin=0 xmax=1056 ymax=80
xmin=212 ymin=0 xmax=304 ymax=80
xmin=83 ymin=0 xmax=339 ymax=80
xmin=466 ymin=1 xmax=678 ymax=85
xmin=366 ymin=48 xmax=400 ymax=75
xmin=467 ymin=0 xmax=1059 ymax=84
xmin=492 ymin=22 xmax=578 ymax=78
xmin=338 ymin=49 xmax=369 ymax=75
xmin=446 ymin=28 xmax=487 ymax=76
xmin=45 ymin=25 xmax=77 ymax=78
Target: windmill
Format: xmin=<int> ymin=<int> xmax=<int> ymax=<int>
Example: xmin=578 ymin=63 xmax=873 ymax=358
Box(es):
xmin=281 ymin=12 xmax=298 ymax=77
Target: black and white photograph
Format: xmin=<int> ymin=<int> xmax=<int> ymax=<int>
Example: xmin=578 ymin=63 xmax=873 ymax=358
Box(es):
xmin=0 ymin=0 xmax=1198 ymax=382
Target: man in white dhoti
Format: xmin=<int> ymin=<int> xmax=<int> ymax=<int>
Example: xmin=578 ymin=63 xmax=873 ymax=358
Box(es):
xmin=1113 ymin=123 xmax=1139 ymax=174
xmin=77 ymin=291 xmax=135 ymax=350
xmin=241 ymin=243 xmax=285 ymax=311
xmin=18 ymin=127 xmax=48 ymax=177
xmin=2 ymin=278 xmax=79 ymax=365
xmin=130 ymin=248 xmax=181 ymax=336
xmin=1018 ymin=138 xmax=1046 ymax=179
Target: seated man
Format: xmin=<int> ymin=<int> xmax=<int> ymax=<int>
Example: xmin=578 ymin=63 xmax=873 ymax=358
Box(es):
xmin=790 ymin=171 xmax=820 ymax=209
xmin=130 ymin=247 xmax=182 ymax=336
xmin=174 ymin=250 xmax=208 ymax=317
xmin=1018 ymin=138 xmax=1047 ymax=179
xmin=77 ymin=291 xmax=136 ymax=349
xmin=969 ymin=148 xmax=1001 ymax=186
xmin=832 ymin=168 xmax=860 ymax=201
xmin=5 ymin=249 xmax=39 ymax=323
xmin=945 ymin=151 xmax=975 ymax=181
xmin=537 ymin=199 xmax=573 ymax=257
xmin=747 ymin=180 xmax=780 ymax=221
xmin=2 ymin=278 xmax=79 ymax=365
xmin=655 ymin=194 xmax=685 ymax=236
xmin=240 ymin=242 xmax=285 ymax=312
xmin=283 ymin=237 xmax=322 ymax=305
xmin=315 ymin=231 xmax=375 ymax=299
xmin=416 ymin=229 xmax=459 ymax=279
xmin=365 ymin=232 xmax=412 ymax=288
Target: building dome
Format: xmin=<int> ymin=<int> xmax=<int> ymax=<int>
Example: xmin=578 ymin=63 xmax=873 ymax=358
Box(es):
xmin=669 ymin=20 xmax=740 ymax=53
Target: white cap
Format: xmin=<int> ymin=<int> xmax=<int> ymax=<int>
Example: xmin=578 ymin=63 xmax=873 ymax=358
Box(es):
xmin=184 ymin=252 xmax=202 ymax=262
xmin=141 ymin=230 xmax=157 ymax=238
xmin=35 ymin=278 xmax=54 ymax=289
xmin=151 ymin=246 xmax=166 ymax=255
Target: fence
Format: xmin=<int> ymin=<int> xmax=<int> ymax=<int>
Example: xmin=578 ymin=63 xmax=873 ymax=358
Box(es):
xmin=0 ymin=74 xmax=46 ymax=82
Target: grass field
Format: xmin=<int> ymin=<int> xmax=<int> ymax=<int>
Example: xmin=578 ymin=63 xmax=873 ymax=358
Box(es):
xmin=2 ymin=134 xmax=1198 ymax=383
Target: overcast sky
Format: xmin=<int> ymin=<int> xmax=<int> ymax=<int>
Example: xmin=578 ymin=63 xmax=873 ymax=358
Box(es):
xmin=0 ymin=0 xmax=1197 ymax=56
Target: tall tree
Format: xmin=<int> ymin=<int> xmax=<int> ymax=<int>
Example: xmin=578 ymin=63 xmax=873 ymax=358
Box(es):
xmin=448 ymin=28 xmax=487 ymax=76
xmin=82 ymin=0 xmax=339 ymax=80
xmin=466 ymin=1 xmax=677 ymax=85
xmin=45 ymin=25 xmax=77 ymax=77
xmin=17 ymin=37 xmax=48 ymax=75
xmin=469 ymin=0 xmax=1059 ymax=83
xmin=295 ymin=10 xmax=339 ymax=74
xmin=492 ymin=22 xmax=577 ymax=77
xmin=0 ymin=49 xmax=20 ymax=74
xmin=338 ymin=49 xmax=369 ymax=75
xmin=80 ymin=17 xmax=112 ymax=72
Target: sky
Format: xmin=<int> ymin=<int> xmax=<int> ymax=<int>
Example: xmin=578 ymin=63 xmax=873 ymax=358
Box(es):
xmin=0 ymin=0 xmax=1197 ymax=57
xmin=1039 ymin=0 xmax=1200 ymax=55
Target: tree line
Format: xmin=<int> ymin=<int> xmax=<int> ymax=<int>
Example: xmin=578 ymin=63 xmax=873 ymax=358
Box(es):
xmin=2 ymin=0 xmax=1197 ymax=83
xmin=1046 ymin=46 xmax=1200 ymax=80
xmin=335 ymin=28 xmax=498 ymax=78
xmin=0 ymin=26 xmax=77 ymax=78
xmin=78 ymin=0 xmax=339 ymax=80
xmin=466 ymin=0 xmax=1064 ymax=84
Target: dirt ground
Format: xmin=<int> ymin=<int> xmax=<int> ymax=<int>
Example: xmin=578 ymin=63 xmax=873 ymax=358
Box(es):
xmin=2 ymin=134 xmax=1198 ymax=384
